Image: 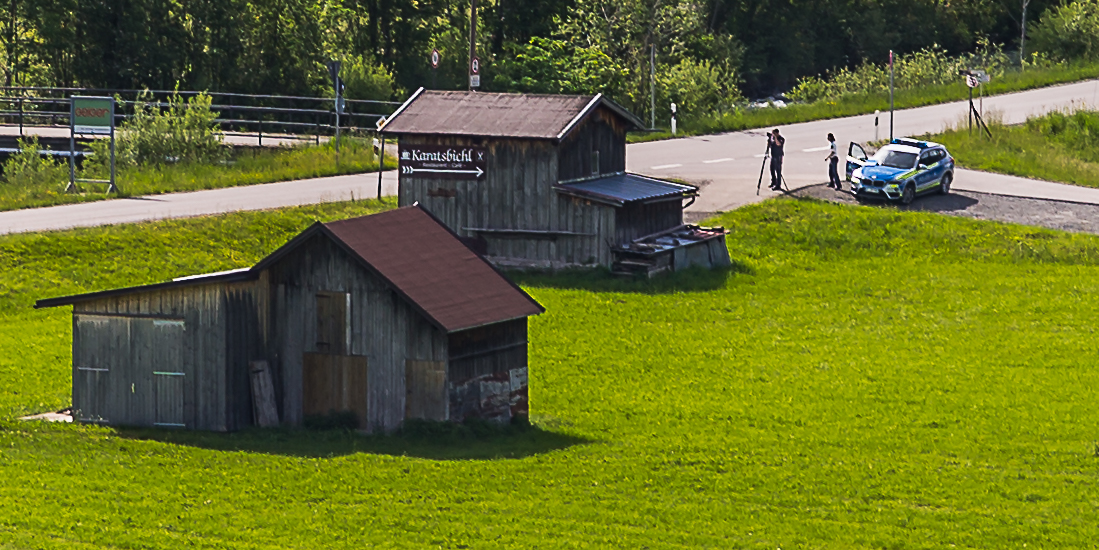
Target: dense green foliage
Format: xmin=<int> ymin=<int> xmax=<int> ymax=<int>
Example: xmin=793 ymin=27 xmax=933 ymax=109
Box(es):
xmin=1030 ymin=0 xmax=1099 ymax=61
xmin=2 ymin=199 xmax=1099 ymax=547
xmin=0 ymin=138 xmax=390 ymax=211
xmin=0 ymin=0 xmax=1083 ymax=117
xmin=933 ymin=109 xmax=1099 ymax=188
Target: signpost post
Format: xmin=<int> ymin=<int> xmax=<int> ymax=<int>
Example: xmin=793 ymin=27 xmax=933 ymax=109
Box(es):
xmin=889 ymin=50 xmax=894 ymax=141
xmin=68 ymin=96 xmax=117 ymax=194
xmin=326 ymin=60 xmax=343 ymax=155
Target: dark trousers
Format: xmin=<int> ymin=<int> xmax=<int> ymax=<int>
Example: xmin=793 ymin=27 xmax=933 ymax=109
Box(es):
xmin=828 ymin=157 xmax=841 ymax=187
xmin=770 ymin=156 xmax=783 ymax=188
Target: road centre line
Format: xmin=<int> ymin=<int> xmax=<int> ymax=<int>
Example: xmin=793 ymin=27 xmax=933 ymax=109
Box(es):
xmin=650 ymin=164 xmax=682 ymax=170
xmin=802 ymin=146 xmax=830 ymax=152
xmin=702 ymin=158 xmax=733 ymax=164
xmin=753 ymin=154 xmax=767 ymax=158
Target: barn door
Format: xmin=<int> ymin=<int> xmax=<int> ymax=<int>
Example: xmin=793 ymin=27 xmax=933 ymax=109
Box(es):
xmin=153 ymin=372 xmax=184 ymax=427
xmin=405 ymin=360 xmax=447 ymax=421
xmin=73 ymin=314 xmax=129 ymax=424
xmin=129 ymin=318 xmax=186 ymax=428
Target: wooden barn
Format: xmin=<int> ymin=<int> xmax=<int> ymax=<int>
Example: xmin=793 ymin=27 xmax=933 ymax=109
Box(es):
xmin=381 ymin=90 xmax=731 ymax=275
xmin=35 ymin=206 xmax=544 ymax=432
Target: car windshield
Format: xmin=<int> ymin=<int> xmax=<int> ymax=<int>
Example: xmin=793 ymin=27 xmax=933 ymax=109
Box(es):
xmin=872 ymin=148 xmax=918 ymax=169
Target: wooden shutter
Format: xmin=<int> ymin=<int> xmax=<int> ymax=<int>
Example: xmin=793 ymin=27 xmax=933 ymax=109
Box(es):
xmin=405 ymin=360 xmax=447 ymax=421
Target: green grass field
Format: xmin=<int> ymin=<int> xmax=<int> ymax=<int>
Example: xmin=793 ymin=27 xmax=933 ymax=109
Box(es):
xmin=934 ymin=109 xmax=1099 ymax=189
xmin=2 ymin=198 xmax=1099 ymax=548
xmin=0 ymin=138 xmax=393 ymax=212
xmin=631 ymin=62 xmax=1099 ymax=143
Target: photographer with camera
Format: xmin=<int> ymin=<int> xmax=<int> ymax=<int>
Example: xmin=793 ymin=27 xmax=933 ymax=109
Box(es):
xmin=768 ymin=128 xmax=785 ymax=191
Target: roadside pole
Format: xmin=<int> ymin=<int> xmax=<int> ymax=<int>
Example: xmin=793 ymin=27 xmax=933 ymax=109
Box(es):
xmin=889 ymin=50 xmax=894 ymax=141
xmin=650 ymin=45 xmax=656 ymax=130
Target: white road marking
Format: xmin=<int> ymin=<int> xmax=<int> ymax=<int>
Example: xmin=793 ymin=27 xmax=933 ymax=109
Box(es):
xmin=802 ymin=146 xmax=831 ymax=152
xmin=702 ymin=158 xmax=733 ymax=164
xmin=753 ymin=153 xmax=767 ymax=158
xmin=650 ymin=164 xmax=682 ymax=170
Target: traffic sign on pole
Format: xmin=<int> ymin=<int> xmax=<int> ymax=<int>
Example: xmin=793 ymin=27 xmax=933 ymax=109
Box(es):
xmin=431 ymin=49 xmax=440 ymax=69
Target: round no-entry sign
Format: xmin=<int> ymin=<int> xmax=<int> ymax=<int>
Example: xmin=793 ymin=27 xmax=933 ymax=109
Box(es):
xmin=430 ymin=49 xmax=440 ymax=69
xmin=471 ymin=56 xmax=480 ymax=75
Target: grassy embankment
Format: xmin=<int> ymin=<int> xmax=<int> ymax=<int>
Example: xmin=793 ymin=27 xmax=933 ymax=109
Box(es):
xmin=0 ymin=137 xmax=394 ymax=212
xmin=2 ymin=198 xmax=1099 ymax=547
xmin=630 ymin=61 xmax=1099 ymax=142
xmin=933 ymin=109 xmax=1099 ymax=188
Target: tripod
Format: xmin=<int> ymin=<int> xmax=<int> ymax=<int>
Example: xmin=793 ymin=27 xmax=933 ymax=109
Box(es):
xmin=755 ymin=140 xmax=789 ymax=195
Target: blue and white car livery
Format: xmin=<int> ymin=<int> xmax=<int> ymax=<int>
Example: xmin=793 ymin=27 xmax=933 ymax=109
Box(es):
xmin=846 ymin=138 xmax=955 ymax=205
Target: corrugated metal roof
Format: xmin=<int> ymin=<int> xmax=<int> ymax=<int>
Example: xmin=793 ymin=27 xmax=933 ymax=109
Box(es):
xmin=555 ymin=173 xmax=697 ymax=206
xmin=322 ymin=207 xmax=544 ymax=332
xmin=380 ymin=90 xmax=643 ymax=140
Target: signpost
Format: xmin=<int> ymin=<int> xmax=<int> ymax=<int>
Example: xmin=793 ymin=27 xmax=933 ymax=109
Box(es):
xmin=888 ymin=50 xmax=894 ymax=141
xmin=959 ymin=69 xmax=992 ymax=138
xmin=470 ymin=56 xmax=480 ymax=89
xmin=326 ymin=60 xmax=343 ymax=155
xmin=68 ymin=96 xmax=117 ymax=194
xmin=399 ymin=145 xmax=486 ymax=179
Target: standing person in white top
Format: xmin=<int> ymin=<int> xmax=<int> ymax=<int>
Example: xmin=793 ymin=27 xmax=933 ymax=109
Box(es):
xmin=825 ymin=133 xmax=842 ymax=190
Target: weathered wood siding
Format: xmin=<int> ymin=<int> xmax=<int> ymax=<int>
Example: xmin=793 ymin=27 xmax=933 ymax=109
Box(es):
xmin=265 ymin=233 xmax=447 ymax=432
xmin=615 ymin=200 xmax=684 ymax=243
xmin=447 ymin=319 xmax=528 ymax=422
xmin=557 ymin=107 xmax=628 ymax=182
xmin=70 ymin=279 xmax=265 ymax=431
xmin=397 ymin=135 xmax=617 ymax=268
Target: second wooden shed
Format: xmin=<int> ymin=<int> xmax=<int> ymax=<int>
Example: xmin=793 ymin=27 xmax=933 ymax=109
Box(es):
xmin=381 ymin=90 xmax=730 ymax=275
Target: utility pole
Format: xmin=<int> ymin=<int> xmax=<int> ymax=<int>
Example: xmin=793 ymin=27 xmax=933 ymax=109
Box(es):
xmin=469 ymin=0 xmax=477 ymax=91
xmin=650 ymin=45 xmax=656 ymax=130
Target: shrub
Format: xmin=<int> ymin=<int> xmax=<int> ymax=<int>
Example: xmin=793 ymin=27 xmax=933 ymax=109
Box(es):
xmin=788 ymin=40 xmax=1016 ymax=103
xmin=340 ymin=55 xmax=401 ymax=101
xmin=112 ymin=91 xmax=227 ymax=167
xmin=1030 ymin=0 xmax=1099 ymax=61
xmin=657 ymin=58 xmax=745 ymax=121
xmin=2 ymin=137 xmax=67 ymax=187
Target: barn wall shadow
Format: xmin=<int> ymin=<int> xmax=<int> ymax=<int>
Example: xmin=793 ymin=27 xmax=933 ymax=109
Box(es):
xmin=114 ymin=420 xmax=590 ymax=460
xmin=506 ymin=263 xmax=749 ymax=295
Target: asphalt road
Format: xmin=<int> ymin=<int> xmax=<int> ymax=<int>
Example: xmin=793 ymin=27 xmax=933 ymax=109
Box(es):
xmin=2 ymin=79 xmax=1099 ymax=235
xmin=628 ymin=79 xmax=1099 ymax=214
xmin=0 ymin=171 xmax=398 ymax=235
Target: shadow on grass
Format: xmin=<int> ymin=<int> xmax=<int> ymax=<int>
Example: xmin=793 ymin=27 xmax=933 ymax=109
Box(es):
xmin=508 ymin=264 xmax=749 ymax=294
xmin=114 ymin=418 xmax=591 ymax=460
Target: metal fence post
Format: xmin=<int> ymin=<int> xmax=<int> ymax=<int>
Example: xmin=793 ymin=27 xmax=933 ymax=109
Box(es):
xmin=18 ymin=96 xmax=24 ymax=136
xmin=258 ymin=119 xmax=263 ymax=147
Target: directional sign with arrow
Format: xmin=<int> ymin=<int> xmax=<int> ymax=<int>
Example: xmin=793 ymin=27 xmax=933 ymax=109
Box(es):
xmin=398 ymin=145 xmax=487 ymax=180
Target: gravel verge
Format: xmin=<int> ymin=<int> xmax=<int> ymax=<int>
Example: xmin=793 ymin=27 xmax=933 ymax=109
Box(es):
xmin=688 ymin=184 xmax=1099 ymax=235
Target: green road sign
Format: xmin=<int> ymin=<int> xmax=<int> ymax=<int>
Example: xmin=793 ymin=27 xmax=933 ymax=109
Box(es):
xmin=71 ymin=96 xmax=114 ymax=134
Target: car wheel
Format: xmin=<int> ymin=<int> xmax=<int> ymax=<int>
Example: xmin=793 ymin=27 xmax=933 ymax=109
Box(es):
xmin=939 ymin=172 xmax=953 ymax=195
xmin=900 ymin=183 xmax=915 ymax=205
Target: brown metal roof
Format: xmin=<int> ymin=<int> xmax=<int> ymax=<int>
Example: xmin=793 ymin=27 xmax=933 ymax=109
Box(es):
xmin=321 ymin=207 xmax=544 ymax=332
xmin=380 ymin=89 xmax=644 ymax=140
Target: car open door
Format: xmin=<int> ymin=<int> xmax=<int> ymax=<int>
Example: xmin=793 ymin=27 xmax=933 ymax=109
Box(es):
xmin=846 ymin=142 xmax=867 ymax=180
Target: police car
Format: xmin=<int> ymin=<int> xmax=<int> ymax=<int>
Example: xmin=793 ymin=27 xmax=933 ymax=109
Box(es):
xmin=846 ymin=138 xmax=955 ymax=205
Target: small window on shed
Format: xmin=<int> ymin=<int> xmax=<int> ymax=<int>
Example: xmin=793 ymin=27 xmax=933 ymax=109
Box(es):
xmin=316 ymin=291 xmax=351 ymax=355
xmin=591 ymin=150 xmax=600 ymax=176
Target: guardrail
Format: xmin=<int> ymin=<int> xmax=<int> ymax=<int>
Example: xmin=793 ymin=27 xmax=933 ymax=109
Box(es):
xmin=0 ymin=86 xmax=405 ymax=145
